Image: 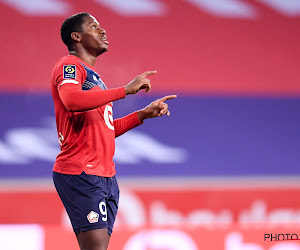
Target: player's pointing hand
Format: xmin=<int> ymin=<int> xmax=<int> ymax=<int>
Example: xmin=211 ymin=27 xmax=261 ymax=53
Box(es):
xmin=124 ymin=70 xmax=157 ymax=95
xmin=137 ymin=95 xmax=177 ymax=122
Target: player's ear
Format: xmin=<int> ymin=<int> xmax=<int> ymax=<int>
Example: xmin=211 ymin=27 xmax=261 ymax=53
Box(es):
xmin=71 ymin=32 xmax=81 ymax=42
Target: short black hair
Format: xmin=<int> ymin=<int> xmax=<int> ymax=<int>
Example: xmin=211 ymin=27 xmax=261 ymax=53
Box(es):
xmin=61 ymin=12 xmax=91 ymax=51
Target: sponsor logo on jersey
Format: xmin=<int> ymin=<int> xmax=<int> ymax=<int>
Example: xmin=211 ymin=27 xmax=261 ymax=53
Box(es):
xmin=63 ymin=65 xmax=76 ymax=79
xmin=87 ymin=211 xmax=99 ymax=223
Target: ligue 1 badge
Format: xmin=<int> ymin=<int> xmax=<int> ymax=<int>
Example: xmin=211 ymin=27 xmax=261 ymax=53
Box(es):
xmin=63 ymin=65 xmax=76 ymax=79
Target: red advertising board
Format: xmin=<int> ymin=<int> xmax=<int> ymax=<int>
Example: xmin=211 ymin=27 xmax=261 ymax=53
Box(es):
xmin=1 ymin=0 xmax=300 ymax=94
xmin=1 ymin=224 xmax=300 ymax=250
xmin=1 ymin=180 xmax=300 ymax=249
xmin=1 ymin=180 xmax=300 ymax=227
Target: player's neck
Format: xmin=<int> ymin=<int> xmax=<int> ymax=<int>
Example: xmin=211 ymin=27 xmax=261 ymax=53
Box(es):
xmin=69 ymin=51 xmax=97 ymax=67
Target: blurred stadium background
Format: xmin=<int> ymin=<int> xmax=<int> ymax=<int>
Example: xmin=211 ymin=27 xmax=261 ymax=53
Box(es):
xmin=1 ymin=0 xmax=300 ymax=249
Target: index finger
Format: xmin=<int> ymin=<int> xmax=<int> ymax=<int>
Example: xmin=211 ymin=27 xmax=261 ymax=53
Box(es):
xmin=159 ymin=95 xmax=177 ymax=102
xmin=140 ymin=70 xmax=157 ymax=77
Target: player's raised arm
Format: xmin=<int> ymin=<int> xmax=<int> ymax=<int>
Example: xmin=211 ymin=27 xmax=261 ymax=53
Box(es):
xmin=58 ymin=83 xmax=126 ymax=112
xmin=58 ymin=70 xmax=157 ymax=112
xmin=137 ymin=95 xmax=177 ymax=122
xmin=124 ymin=70 xmax=157 ymax=95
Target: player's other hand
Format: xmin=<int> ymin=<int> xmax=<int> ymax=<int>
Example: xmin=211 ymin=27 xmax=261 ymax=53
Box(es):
xmin=137 ymin=95 xmax=177 ymax=122
xmin=124 ymin=71 xmax=157 ymax=95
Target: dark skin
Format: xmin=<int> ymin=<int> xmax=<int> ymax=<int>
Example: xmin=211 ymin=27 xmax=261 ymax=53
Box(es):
xmin=68 ymin=15 xmax=176 ymax=250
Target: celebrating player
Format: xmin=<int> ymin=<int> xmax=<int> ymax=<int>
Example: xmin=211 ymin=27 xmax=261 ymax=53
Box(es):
xmin=51 ymin=12 xmax=176 ymax=250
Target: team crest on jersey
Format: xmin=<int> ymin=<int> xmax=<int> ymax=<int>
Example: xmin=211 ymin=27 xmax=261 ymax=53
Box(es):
xmin=63 ymin=65 xmax=76 ymax=79
xmin=87 ymin=211 xmax=99 ymax=223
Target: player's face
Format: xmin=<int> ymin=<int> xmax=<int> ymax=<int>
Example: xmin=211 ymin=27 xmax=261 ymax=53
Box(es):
xmin=80 ymin=15 xmax=108 ymax=56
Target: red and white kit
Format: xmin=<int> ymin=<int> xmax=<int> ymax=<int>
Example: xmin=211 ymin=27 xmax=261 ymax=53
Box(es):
xmin=51 ymin=55 xmax=142 ymax=177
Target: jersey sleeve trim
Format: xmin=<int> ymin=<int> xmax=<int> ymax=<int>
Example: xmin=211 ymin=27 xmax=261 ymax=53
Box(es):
xmin=60 ymin=79 xmax=79 ymax=87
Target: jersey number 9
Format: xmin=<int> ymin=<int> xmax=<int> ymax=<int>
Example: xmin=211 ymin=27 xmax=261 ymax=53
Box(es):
xmin=99 ymin=201 xmax=107 ymax=222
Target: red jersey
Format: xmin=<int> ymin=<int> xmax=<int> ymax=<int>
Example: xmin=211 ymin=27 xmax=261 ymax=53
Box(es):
xmin=51 ymin=55 xmax=142 ymax=177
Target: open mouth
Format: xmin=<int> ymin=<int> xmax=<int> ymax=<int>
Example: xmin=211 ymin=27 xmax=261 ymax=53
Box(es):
xmin=100 ymin=37 xmax=109 ymax=45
